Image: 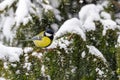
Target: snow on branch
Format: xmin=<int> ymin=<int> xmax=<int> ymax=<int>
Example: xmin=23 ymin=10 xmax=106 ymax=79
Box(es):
xmin=79 ymin=4 xmax=102 ymax=24
xmin=54 ymin=18 xmax=86 ymax=41
xmin=15 ymin=0 xmax=32 ymax=26
xmin=100 ymin=19 xmax=117 ymax=36
xmin=0 ymin=0 xmax=17 ymax=12
xmin=87 ymin=45 xmax=107 ymax=63
xmin=55 ymin=4 xmax=119 ymax=41
xmin=2 ymin=17 xmax=15 ymax=43
xmin=0 ymin=43 xmax=23 ymax=62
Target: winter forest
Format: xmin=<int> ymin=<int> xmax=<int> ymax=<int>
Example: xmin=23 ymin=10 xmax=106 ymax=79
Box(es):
xmin=0 ymin=0 xmax=120 ymax=80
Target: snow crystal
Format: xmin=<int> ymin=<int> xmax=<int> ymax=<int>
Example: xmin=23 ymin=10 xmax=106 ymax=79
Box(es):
xmin=54 ymin=18 xmax=86 ymax=41
xmin=87 ymin=45 xmax=107 ymax=63
xmin=0 ymin=43 xmax=23 ymax=62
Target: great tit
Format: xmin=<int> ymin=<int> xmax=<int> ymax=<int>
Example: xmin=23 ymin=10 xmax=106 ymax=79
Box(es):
xmin=22 ymin=28 xmax=54 ymax=48
xmin=33 ymin=29 xmax=54 ymax=48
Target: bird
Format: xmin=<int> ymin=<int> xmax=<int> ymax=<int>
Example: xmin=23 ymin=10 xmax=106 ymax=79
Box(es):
xmin=32 ymin=28 xmax=54 ymax=48
xmin=21 ymin=28 xmax=54 ymax=48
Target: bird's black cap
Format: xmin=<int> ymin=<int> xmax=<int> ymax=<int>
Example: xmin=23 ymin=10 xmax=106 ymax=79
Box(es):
xmin=45 ymin=28 xmax=54 ymax=34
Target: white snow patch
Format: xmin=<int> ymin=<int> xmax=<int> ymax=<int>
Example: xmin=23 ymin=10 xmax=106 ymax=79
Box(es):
xmin=117 ymin=35 xmax=120 ymax=46
xmin=41 ymin=65 xmax=45 ymax=76
xmin=23 ymin=62 xmax=31 ymax=71
xmin=100 ymin=11 xmax=111 ymax=19
xmin=82 ymin=19 xmax=96 ymax=31
xmin=24 ymin=47 xmax=33 ymax=54
xmin=16 ymin=70 xmax=20 ymax=74
xmin=32 ymin=52 xmax=43 ymax=59
xmin=49 ymin=0 xmax=60 ymax=8
xmin=78 ymin=4 xmax=103 ymax=31
xmin=100 ymin=19 xmax=117 ymax=36
xmin=81 ymin=51 xmax=86 ymax=58
xmin=79 ymin=4 xmax=102 ymax=24
xmin=41 ymin=3 xmax=53 ymax=12
xmin=47 ymin=37 xmax=72 ymax=51
xmin=54 ymin=18 xmax=86 ymax=41
xmin=15 ymin=0 xmax=32 ymax=26
xmin=0 ymin=43 xmax=23 ymax=62
xmin=11 ymin=63 xmax=17 ymax=67
xmin=71 ymin=67 xmax=77 ymax=73
xmin=3 ymin=62 xmax=8 ymax=69
xmin=79 ymin=0 xmax=83 ymax=3
xmin=87 ymin=45 xmax=107 ymax=63
xmin=0 ymin=77 xmax=6 ymax=80
xmin=0 ymin=0 xmax=16 ymax=11
xmin=96 ymin=68 xmax=104 ymax=76
xmin=116 ymin=19 xmax=120 ymax=25
xmin=41 ymin=2 xmax=61 ymax=21
xmin=2 ymin=17 xmax=15 ymax=42
xmin=101 ymin=1 xmax=109 ymax=8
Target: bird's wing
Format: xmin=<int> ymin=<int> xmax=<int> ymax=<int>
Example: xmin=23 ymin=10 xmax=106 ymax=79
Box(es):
xmin=32 ymin=31 xmax=45 ymax=40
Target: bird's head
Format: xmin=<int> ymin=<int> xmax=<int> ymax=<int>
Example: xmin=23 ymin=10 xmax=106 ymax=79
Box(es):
xmin=44 ymin=28 xmax=54 ymax=37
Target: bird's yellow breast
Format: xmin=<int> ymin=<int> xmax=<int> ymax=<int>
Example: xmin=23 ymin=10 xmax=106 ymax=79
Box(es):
xmin=33 ymin=36 xmax=51 ymax=48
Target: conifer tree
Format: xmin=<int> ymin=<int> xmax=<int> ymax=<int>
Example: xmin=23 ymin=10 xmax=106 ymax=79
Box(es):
xmin=0 ymin=0 xmax=120 ymax=80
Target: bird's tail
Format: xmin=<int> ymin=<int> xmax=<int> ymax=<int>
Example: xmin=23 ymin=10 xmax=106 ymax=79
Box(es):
xmin=19 ymin=39 xmax=33 ymax=42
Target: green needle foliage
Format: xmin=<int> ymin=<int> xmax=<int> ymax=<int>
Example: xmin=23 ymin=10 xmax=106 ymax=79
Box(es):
xmin=0 ymin=0 xmax=120 ymax=80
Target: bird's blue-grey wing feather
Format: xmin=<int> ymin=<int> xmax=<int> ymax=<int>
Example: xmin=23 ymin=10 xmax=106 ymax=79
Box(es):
xmin=32 ymin=35 xmax=42 ymax=40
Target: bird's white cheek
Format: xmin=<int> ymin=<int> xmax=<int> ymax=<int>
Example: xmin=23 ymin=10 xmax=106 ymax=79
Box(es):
xmin=45 ymin=32 xmax=52 ymax=36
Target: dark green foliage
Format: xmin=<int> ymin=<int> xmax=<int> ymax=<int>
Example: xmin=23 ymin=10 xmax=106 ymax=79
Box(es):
xmin=8 ymin=53 xmax=47 ymax=80
xmin=42 ymin=20 xmax=118 ymax=80
xmin=0 ymin=0 xmax=120 ymax=80
xmin=86 ymin=21 xmax=118 ymax=80
xmin=116 ymin=47 xmax=120 ymax=75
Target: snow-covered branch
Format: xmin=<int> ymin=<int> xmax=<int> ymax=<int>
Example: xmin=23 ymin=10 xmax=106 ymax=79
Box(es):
xmin=0 ymin=43 xmax=23 ymax=62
